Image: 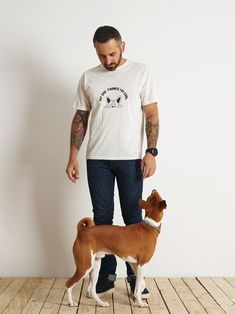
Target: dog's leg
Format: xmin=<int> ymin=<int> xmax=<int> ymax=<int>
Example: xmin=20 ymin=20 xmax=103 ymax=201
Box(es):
xmin=66 ymin=270 xmax=84 ymax=306
xmin=90 ymin=257 xmax=110 ymax=307
xmin=140 ymin=277 xmax=146 ymax=292
xmin=87 ymin=271 xmax=92 ymax=298
xmin=87 ymin=254 xmax=95 ymax=298
xmin=66 ymin=283 xmax=78 ymax=306
xmin=66 ymin=249 xmax=93 ymax=307
xmin=129 ymin=263 xmax=146 ymax=299
xmin=134 ymin=265 xmax=148 ymax=308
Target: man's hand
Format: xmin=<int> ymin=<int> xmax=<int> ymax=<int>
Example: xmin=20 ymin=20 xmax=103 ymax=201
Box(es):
xmin=141 ymin=153 xmax=156 ymax=179
xmin=66 ymin=159 xmax=80 ymax=183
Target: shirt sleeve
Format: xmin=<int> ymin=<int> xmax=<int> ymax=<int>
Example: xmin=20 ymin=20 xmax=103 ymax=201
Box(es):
xmin=140 ymin=67 xmax=158 ymax=106
xmin=73 ymin=73 xmax=91 ymax=111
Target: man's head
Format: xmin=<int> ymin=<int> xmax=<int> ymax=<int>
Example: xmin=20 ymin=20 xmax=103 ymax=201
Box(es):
xmin=93 ymin=26 xmax=125 ymax=71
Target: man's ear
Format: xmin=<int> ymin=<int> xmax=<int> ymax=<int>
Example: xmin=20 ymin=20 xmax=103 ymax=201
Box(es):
xmin=139 ymin=199 xmax=147 ymax=209
xmin=159 ymin=200 xmax=167 ymax=210
xmin=121 ymin=41 xmax=125 ymax=52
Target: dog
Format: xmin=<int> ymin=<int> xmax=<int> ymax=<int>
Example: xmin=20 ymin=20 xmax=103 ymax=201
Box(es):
xmin=66 ymin=189 xmax=166 ymax=308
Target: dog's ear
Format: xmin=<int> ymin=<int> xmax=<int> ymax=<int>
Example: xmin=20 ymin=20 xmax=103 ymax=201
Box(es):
xmin=159 ymin=200 xmax=167 ymax=210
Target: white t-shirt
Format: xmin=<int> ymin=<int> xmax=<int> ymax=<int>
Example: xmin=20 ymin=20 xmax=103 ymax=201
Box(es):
xmin=73 ymin=59 xmax=158 ymax=160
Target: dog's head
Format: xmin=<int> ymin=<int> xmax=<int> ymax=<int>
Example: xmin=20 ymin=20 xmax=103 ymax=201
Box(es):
xmin=139 ymin=189 xmax=167 ymax=222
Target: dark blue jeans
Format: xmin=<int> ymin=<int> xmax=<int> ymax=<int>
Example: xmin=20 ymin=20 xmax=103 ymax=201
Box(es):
xmin=87 ymin=159 xmax=143 ymax=278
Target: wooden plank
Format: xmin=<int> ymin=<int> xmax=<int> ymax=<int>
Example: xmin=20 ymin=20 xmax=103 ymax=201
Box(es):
xmin=145 ymin=278 xmax=169 ymax=314
xmin=0 ymin=279 xmax=14 ymax=295
xmin=59 ymin=278 xmax=83 ymax=313
xmin=41 ymin=278 xmax=66 ymax=313
xmin=21 ymin=278 xmax=55 ymax=313
xmin=113 ymin=278 xmax=131 ymax=314
xmin=197 ymin=277 xmax=235 ymax=313
xmin=170 ymin=278 xmax=207 ymax=313
xmin=155 ymin=278 xmax=188 ymax=314
xmin=126 ymin=278 xmax=150 ymax=313
xmin=0 ymin=278 xmax=26 ymax=312
xmin=212 ymin=278 xmax=235 ymax=303
xmin=77 ymin=278 xmax=96 ymax=314
xmin=3 ymin=278 xmax=41 ymax=314
xmin=183 ymin=278 xmax=225 ymax=314
xmin=225 ymin=278 xmax=235 ymax=288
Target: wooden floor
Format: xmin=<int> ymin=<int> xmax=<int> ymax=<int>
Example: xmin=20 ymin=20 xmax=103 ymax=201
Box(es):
xmin=0 ymin=277 xmax=235 ymax=313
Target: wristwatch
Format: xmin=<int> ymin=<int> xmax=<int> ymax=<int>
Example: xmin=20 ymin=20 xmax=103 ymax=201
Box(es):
xmin=145 ymin=147 xmax=158 ymax=157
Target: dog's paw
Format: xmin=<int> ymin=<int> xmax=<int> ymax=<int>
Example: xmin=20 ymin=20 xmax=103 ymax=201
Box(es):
xmin=98 ymin=301 xmax=110 ymax=307
xmin=68 ymin=301 xmax=78 ymax=307
xmin=138 ymin=301 xmax=149 ymax=308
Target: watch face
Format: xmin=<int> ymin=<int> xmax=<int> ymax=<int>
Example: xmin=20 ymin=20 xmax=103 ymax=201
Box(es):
xmin=151 ymin=148 xmax=158 ymax=156
xmin=146 ymin=148 xmax=158 ymax=156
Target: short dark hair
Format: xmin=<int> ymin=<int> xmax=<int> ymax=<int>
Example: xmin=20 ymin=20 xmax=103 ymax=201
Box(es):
xmin=93 ymin=26 xmax=122 ymax=44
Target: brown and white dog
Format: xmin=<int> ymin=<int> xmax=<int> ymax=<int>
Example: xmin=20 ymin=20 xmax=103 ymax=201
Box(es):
xmin=66 ymin=189 xmax=166 ymax=308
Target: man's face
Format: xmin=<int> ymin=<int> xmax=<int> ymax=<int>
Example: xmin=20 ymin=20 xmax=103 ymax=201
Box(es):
xmin=94 ymin=39 xmax=125 ymax=71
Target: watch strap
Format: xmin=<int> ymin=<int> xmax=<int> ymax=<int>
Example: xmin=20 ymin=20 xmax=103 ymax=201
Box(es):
xmin=145 ymin=147 xmax=158 ymax=156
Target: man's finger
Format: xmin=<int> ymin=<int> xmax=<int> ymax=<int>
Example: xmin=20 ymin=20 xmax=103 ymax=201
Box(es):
xmin=73 ymin=168 xmax=80 ymax=179
xmin=143 ymin=166 xmax=150 ymax=179
xmin=67 ymin=167 xmax=78 ymax=183
xmin=146 ymin=168 xmax=154 ymax=178
xmin=69 ymin=170 xmax=76 ymax=182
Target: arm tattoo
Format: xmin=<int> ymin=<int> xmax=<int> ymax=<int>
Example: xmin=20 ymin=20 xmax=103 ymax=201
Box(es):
xmin=70 ymin=110 xmax=90 ymax=151
xmin=146 ymin=120 xmax=159 ymax=148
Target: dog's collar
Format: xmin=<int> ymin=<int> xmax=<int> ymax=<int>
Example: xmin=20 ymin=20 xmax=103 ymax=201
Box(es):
xmin=142 ymin=217 xmax=162 ymax=233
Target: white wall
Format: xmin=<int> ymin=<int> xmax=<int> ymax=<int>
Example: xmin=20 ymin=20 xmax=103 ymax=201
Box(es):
xmin=0 ymin=0 xmax=235 ymax=277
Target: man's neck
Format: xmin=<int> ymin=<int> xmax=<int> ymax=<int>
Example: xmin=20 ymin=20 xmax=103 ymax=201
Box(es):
xmin=118 ymin=58 xmax=127 ymax=67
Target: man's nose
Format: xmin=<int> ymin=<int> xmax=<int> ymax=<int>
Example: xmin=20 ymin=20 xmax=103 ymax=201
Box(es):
xmin=105 ymin=57 xmax=111 ymax=65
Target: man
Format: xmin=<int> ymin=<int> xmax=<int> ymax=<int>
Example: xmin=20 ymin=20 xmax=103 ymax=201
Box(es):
xmin=66 ymin=26 xmax=159 ymax=299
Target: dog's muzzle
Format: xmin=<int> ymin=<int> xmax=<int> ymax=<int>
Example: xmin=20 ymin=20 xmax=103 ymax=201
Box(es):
xmin=152 ymin=189 xmax=157 ymax=194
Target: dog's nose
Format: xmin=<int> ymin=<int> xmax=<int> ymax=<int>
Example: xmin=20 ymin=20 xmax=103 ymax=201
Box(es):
xmin=152 ymin=189 xmax=157 ymax=194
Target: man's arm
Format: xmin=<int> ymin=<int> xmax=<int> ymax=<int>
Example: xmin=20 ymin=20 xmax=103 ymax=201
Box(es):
xmin=66 ymin=109 xmax=90 ymax=183
xmin=141 ymin=103 xmax=159 ymax=179
xmin=144 ymin=103 xmax=159 ymax=147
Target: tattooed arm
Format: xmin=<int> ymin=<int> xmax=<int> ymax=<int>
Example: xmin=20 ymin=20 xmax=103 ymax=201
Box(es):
xmin=66 ymin=110 xmax=90 ymax=183
xmin=145 ymin=104 xmax=159 ymax=148
xmin=141 ymin=103 xmax=159 ymax=179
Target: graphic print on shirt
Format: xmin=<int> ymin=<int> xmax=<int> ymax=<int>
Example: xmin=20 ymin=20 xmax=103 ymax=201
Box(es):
xmin=99 ymin=87 xmax=128 ymax=109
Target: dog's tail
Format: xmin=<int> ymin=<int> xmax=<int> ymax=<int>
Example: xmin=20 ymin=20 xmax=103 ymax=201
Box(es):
xmin=77 ymin=217 xmax=95 ymax=232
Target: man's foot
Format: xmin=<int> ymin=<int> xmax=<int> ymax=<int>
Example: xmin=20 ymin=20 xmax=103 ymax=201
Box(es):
xmin=87 ymin=274 xmax=116 ymax=298
xmin=127 ymin=275 xmax=150 ymax=299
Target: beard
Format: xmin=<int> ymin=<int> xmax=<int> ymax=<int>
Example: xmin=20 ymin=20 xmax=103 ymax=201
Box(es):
xmin=104 ymin=52 xmax=122 ymax=71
